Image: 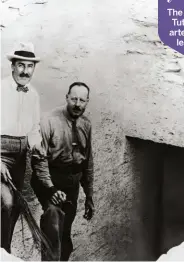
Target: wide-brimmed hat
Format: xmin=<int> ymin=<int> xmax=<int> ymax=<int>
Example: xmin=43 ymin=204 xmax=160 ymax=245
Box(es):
xmin=7 ymin=42 xmax=41 ymax=63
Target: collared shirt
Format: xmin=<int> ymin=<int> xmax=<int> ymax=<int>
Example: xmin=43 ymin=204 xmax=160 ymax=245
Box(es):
xmin=1 ymin=76 xmax=42 ymax=149
xmin=32 ymin=106 xmax=94 ymax=197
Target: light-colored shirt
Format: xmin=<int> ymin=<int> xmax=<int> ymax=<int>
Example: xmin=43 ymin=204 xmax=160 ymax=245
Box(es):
xmin=1 ymin=76 xmax=42 ymax=149
xmin=32 ymin=106 xmax=94 ymax=197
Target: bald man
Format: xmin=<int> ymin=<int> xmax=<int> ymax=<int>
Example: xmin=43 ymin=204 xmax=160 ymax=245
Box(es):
xmin=31 ymin=82 xmax=95 ymax=261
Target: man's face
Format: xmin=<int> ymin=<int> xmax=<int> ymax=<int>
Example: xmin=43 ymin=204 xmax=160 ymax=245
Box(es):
xmin=66 ymin=85 xmax=89 ymax=119
xmin=12 ymin=60 xmax=35 ymax=86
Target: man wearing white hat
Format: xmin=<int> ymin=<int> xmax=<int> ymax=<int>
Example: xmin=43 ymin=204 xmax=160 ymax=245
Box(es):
xmin=1 ymin=42 xmax=45 ymax=253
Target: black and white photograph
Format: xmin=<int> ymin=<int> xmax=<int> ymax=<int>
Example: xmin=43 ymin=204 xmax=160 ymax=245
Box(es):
xmin=1 ymin=0 xmax=184 ymax=261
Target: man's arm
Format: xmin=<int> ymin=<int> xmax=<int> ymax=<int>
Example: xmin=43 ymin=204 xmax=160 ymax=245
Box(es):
xmin=80 ymin=125 xmax=95 ymax=220
xmin=28 ymin=92 xmax=42 ymax=150
xmin=31 ymin=115 xmax=66 ymax=205
xmin=31 ymin=116 xmax=57 ymax=197
xmin=80 ymin=125 xmax=94 ymax=197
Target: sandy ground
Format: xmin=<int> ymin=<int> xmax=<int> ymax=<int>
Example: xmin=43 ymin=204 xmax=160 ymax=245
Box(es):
xmin=1 ymin=0 xmax=184 ymax=261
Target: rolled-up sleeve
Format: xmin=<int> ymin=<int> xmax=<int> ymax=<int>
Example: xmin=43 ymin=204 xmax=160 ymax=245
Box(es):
xmin=31 ymin=116 xmax=56 ymax=195
xmin=80 ymin=125 xmax=94 ymax=197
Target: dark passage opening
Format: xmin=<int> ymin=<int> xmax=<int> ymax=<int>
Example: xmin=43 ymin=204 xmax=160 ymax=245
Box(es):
xmin=125 ymin=136 xmax=184 ymax=261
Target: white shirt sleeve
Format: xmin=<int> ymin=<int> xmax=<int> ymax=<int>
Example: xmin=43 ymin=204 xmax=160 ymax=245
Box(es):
xmin=27 ymin=90 xmax=42 ymax=149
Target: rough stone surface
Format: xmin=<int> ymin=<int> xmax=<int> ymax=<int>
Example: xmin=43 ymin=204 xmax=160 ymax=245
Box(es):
xmin=1 ymin=0 xmax=184 ymax=260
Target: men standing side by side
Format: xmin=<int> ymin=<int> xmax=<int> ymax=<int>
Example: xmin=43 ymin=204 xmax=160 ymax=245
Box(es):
xmin=1 ymin=42 xmax=44 ymax=253
xmin=31 ymin=82 xmax=95 ymax=261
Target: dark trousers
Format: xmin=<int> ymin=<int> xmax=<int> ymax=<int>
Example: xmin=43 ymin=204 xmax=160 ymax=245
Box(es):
xmin=31 ymin=171 xmax=81 ymax=261
xmin=1 ymin=135 xmax=27 ymax=253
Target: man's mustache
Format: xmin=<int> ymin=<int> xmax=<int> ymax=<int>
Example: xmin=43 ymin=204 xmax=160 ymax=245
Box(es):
xmin=19 ymin=73 xmax=30 ymax=78
xmin=73 ymin=106 xmax=81 ymax=112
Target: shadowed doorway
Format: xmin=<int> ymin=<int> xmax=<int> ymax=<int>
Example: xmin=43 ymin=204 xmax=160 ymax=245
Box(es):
xmin=125 ymin=136 xmax=184 ymax=261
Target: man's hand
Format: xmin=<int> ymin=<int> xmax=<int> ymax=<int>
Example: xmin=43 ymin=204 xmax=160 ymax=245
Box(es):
xmin=1 ymin=161 xmax=11 ymax=182
xmin=50 ymin=190 xmax=66 ymax=205
xmin=84 ymin=196 xmax=95 ymax=220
